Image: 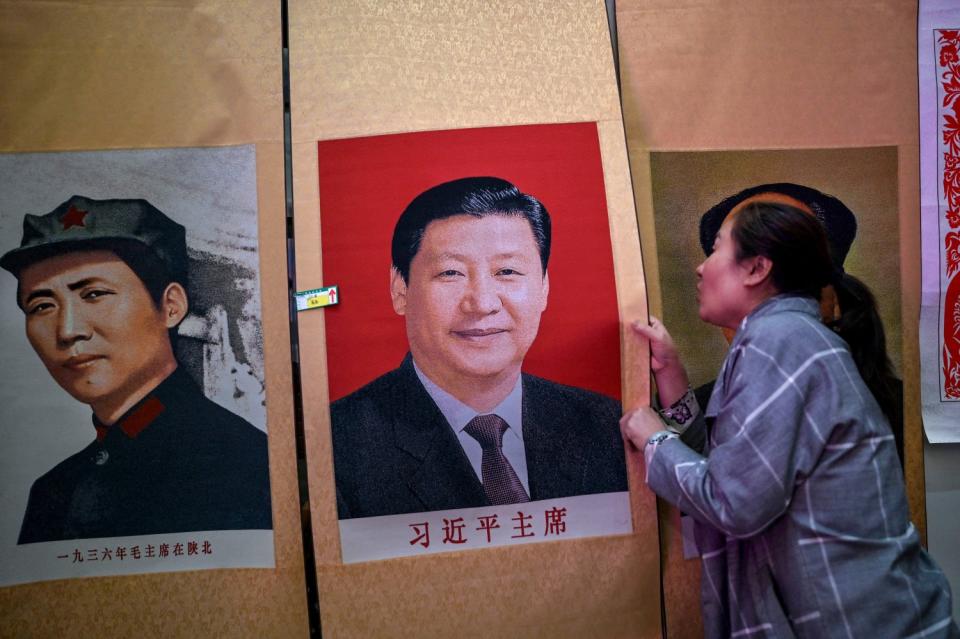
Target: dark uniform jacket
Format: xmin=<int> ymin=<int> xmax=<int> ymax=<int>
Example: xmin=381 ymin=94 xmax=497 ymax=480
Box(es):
xmin=332 ymin=354 xmax=627 ymax=519
xmin=18 ymin=368 xmax=272 ymax=544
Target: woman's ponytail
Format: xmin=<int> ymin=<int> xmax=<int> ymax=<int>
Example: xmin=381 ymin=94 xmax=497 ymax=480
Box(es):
xmin=731 ymin=202 xmax=904 ymax=463
xmin=829 ymin=272 xmax=903 ymax=461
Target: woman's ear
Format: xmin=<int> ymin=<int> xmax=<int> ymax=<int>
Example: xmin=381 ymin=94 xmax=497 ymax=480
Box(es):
xmin=744 ymin=255 xmax=773 ymax=287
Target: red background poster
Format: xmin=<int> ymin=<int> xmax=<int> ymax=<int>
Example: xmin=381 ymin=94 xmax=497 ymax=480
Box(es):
xmin=319 ymin=122 xmax=621 ymax=402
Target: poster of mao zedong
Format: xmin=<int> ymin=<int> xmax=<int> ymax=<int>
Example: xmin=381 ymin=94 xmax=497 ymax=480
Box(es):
xmin=0 ymin=146 xmax=273 ymax=586
xmin=319 ymin=123 xmax=631 ymax=563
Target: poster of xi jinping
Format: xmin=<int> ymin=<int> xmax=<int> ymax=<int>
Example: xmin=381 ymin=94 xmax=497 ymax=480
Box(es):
xmin=319 ymin=123 xmax=631 ymax=563
xmin=0 ymin=146 xmax=274 ymax=586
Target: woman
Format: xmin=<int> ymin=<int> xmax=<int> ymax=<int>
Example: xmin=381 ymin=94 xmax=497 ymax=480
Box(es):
xmin=621 ymin=201 xmax=957 ymax=638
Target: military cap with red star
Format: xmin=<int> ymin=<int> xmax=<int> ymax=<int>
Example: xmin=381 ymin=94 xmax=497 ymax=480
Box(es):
xmin=0 ymin=195 xmax=188 ymax=283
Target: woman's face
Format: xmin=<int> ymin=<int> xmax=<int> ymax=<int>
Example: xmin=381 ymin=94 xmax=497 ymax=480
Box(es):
xmin=695 ymin=217 xmax=756 ymax=329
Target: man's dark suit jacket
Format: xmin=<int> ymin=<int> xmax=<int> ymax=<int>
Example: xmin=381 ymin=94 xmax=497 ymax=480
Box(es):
xmin=18 ymin=368 xmax=272 ymax=543
xmin=332 ymin=355 xmax=628 ymax=519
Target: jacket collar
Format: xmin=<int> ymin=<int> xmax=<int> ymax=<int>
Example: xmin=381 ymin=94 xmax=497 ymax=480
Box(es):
xmin=706 ymin=294 xmax=820 ymax=422
xmin=391 ymin=354 xmax=488 ymax=510
xmin=92 ymin=367 xmax=194 ymax=441
xmin=730 ymin=294 xmax=819 ymax=349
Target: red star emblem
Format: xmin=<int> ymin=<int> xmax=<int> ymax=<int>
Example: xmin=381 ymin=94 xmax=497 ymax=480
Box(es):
xmin=61 ymin=204 xmax=88 ymax=230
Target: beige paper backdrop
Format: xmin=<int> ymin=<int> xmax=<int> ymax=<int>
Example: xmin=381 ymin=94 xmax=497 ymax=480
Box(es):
xmin=289 ymin=2 xmax=657 ymax=637
xmin=617 ymin=1 xmax=922 ymax=637
xmin=0 ymin=2 xmax=308 ymax=637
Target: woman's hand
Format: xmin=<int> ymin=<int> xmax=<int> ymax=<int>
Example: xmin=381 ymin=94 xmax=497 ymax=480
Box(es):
xmin=632 ymin=317 xmax=690 ymax=406
xmin=632 ymin=316 xmax=680 ymax=372
xmin=620 ymin=407 xmax=666 ymax=450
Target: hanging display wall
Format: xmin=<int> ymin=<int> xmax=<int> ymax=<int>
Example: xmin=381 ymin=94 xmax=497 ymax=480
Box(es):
xmin=0 ymin=2 xmax=308 ymax=636
xmin=617 ymin=1 xmax=923 ymax=636
xmin=288 ymin=2 xmax=659 ymax=637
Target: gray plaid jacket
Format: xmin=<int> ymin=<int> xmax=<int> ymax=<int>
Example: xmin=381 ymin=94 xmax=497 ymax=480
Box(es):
xmin=648 ymin=295 xmax=958 ymax=638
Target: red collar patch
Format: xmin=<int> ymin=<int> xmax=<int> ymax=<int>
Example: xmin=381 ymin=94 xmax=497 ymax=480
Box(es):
xmin=95 ymin=396 xmax=166 ymax=441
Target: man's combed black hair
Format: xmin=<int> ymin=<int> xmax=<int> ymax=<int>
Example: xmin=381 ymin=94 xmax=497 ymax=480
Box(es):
xmin=390 ymin=176 xmax=551 ymax=283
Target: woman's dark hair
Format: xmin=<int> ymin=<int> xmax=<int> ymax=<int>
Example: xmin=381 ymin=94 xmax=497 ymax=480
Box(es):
xmin=700 ymin=182 xmax=858 ymax=268
xmin=730 ymin=202 xmax=902 ymax=451
xmin=831 ymin=272 xmax=903 ymax=464
xmin=730 ymin=201 xmax=833 ymax=299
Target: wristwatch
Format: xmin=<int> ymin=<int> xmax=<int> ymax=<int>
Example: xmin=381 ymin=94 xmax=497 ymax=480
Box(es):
xmin=645 ymin=430 xmax=677 ymax=451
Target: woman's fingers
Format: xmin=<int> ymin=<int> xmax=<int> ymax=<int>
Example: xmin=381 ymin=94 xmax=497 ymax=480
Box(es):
xmin=620 ymin=407 xmax=665 ymax=449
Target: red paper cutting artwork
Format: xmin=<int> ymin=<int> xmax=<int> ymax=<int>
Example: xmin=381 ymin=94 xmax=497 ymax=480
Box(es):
xmin=939 ymin=29 xmax=960 ymax=398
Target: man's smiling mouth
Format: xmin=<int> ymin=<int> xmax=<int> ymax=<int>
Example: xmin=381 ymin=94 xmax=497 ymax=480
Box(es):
xmin=452 ymin=328 xmax=508 ymax=339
